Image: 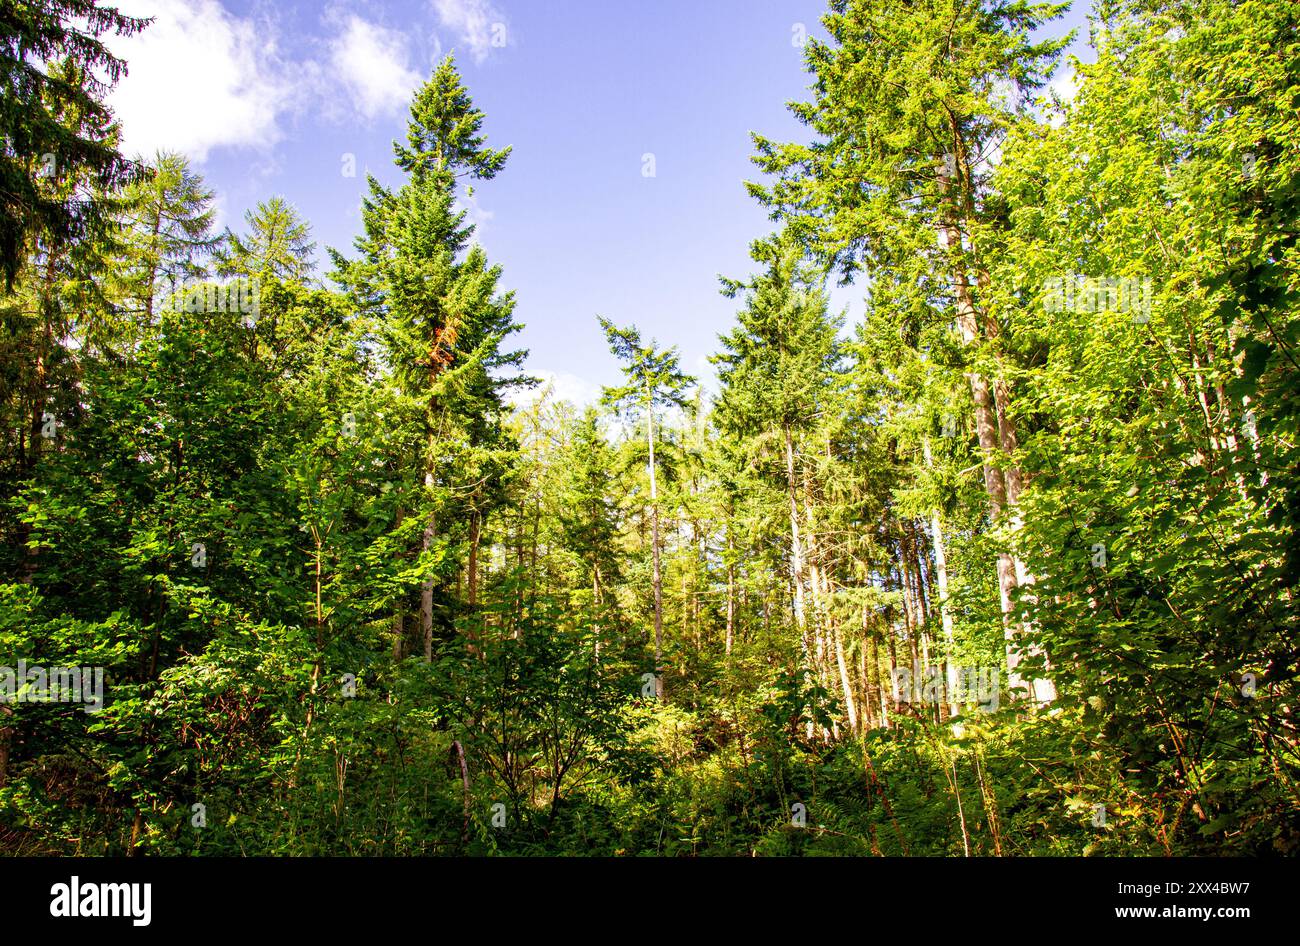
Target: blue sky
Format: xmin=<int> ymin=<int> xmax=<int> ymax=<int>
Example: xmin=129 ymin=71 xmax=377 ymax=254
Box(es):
xmin=106 ymin=0 xmax=1094 ymax=406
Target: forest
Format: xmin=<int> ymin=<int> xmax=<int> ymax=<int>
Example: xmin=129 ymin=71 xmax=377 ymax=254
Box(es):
xmin=1 ymin=0 xmax=1297 ymax=858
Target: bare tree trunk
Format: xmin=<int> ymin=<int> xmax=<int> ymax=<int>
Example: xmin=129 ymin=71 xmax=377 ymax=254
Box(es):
xmin=909 ymin=523 xmax=931 ymax=626
xmin=422 ymin=473 xmax=435 ymax=663
xmin=680 ymin=569 xmax=689 ymax=657
xmin=904 ymin=526 xmax=938 ymax=721
xmin=690 ymin=519 xmax=702 ymax=656
xmin=0 ymin=703 xmax=11 ymax=789
xmin=883 ymin=629 xmax=898 ymax=727
xmin=593 ymin=565 xmax=603 ymax=663
xmin=514 ymin=500 xmax=526 ymax=623
xmin=899 ymin=558 xmax=920 ymax=677
xmin=453 ymin=740 xmax=471 ymax=847
xmin=923 ymin=440 xmax=959 ymax=716
xmin=130 ymin=810 xmax=143 ymax=855
xmin=392 ymin=504 xmax=405 ymax=660
xmin=858 ymin=628 xmax=875 ymax=730
xmin=806 ymin=497 xmax=832 ymax=696
xmin=648 ymin=408 xmax=664 ymax=699
xmin=833 ymin=621 xmax=858 ymax=736
xmin=783 ymin=424 xmax=808 ymax=630
xmin=467 ymin=510 xmax=481 ymax=606
xmin=529 ymin=494 xmax=540 ymax=610
xmin=782 ymin=425 xmax=816 ymax=738
xmin=938 ymin=156 xmax=1028 ymax=700
xmin=724 ymin=524 xmax=736 ymax=657
xmin=312 ymin=529 xmax=326 ymax=713
xmin=994 ymin=378 xmax=1056 ymax=703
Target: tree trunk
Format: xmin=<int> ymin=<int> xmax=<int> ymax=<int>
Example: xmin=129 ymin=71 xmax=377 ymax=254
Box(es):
xmin=724 ymin=527 xmax=736 ymax=657
xmin=593 ymin=565 xmax=603 ymax=663
xmin=783 ymin=424 xmax=816 ymax=739
xmin=391 ymin=504 xmax=405 ymax=660
xmin=422 ymin=473 xmax=435 ymax=663
xmin=923 ymin=439 xmax=959 ymax=716
xmin=647 ymin=407 xmax=664 ymax=699
xmin=0 ymin=703 xmax=11 ymax=789
xmin=938 ymin=156 xmax=1029 ymax=700
xmin=783 ymin=424 xmax=807 ymax=630
xmin=883 ymin=629 xmax=898 ymax=727
xmin=858 ymin=626 xmax=875 ymax=730
xmin=833 ymin=621 xmax=858 ymax=736
xmin=467 ymin=510 xmax=481 ymax=606
xmin=692 ymin=520 xmax=702 ymax=656
xmin=994 ymin=378 xmax=1056 ymax=703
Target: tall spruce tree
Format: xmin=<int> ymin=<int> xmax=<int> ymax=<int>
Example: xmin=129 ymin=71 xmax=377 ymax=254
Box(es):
xmin=558 ymin=407 xmax=624 ymax=655
xmin=331 ymin=55 xmax=522 ymax=660
xmin=715 ymin=233 xmax=841 ymax=645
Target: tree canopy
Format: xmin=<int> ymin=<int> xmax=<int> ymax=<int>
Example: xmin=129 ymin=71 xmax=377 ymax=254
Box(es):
xmin=0 ymin=0 xmax=1296 ymax=860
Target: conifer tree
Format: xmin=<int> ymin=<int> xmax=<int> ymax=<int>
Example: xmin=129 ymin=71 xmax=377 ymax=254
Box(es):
xmin=715 ymin=233 xmax=841 ymax=637
xmin=600 ymin=318 xmax=694 ymax=697
xmin=332 ymin=55 xmax=522 ymax=660
xmin=217 ymin=196 xmax=316 ymax=284
xmin=106 ymin=151 xmax=221 ymax=340
xmin=0 ymin=0 xmax=148 ymax=289
xmin=558 ymin=407 xmax=624 ymax=653
xmin=748 ymin=0 xmax=1068 ymax=701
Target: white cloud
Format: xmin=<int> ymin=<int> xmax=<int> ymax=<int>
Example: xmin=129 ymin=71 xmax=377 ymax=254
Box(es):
xmin=1046 ymin=68 xmax=1079 ymax=105
xmin=328 ymin=15 xmax=424 ymax=121
xmin=209 ymin=190 xmax=229 ymax=234
xmin=108 ymin=0 xmax=302 ymax=162
xmin=1040 ymin=67 xmax=1080 ymax=130
xmin=509 ymin=370 xmax=601 ymax=410
xmin=431 ymin=0 xmax=509 ymax=64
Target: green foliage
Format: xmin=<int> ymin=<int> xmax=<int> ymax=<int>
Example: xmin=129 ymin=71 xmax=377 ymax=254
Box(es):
xmin=0 ymin=0 xmax=149 ymax=289
xmin=1 ymin=0 xmax=1296 ymax=859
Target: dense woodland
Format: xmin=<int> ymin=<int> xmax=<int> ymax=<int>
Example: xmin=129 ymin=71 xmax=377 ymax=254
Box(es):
xmin=1 ymin=0 xmax=1298 ymax=856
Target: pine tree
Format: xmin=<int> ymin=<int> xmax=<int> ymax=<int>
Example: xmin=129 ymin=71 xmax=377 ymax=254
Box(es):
xmin=558 ymin=407 xmax=624 ymax=654
xmin=714 ymin=231 xmax=847 ymax=731
xmin=331 ymin=54 xmax=521 ymax=660
xmin=217 ymin=196 xmax=316 ymax=284
xmin=0 ymin=0 xmax=148 ymax=289
xmin=748 ymin=0 xmax=1068 ymax=701
xmin=600 ymin=317 xmax=694 ymax=697
xmin=106 ymin=151 xmax=222 ymax=345
xmin=715 ymin=233 xmax=841 ymax=631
